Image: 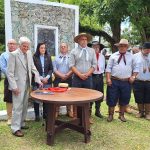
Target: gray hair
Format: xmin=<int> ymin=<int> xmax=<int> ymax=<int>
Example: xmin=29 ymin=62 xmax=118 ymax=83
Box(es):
xmin=7 ymin=39 xmax=17 ymax=44
xmin=19 ymin=37 xmax=31 ymax=45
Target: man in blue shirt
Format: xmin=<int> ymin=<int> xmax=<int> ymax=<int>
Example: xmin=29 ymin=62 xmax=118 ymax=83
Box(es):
xmin=0 ymin=39 xmax=17 ymax=125
xmin=53 ymin=43 xmax=73 ymax=117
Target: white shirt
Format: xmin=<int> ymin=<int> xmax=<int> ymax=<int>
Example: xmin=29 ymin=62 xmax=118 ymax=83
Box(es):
xmin=106 ymin=51 xmax=139 ymax=78
xmin=93 ymin=53 xmax=105 ymax=74
xmin=133 ymin=52 xmax=150 ymax=81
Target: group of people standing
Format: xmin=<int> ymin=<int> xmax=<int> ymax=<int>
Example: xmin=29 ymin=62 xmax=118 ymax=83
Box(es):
xmin=0 ymin=33 xmax=150 ymax=137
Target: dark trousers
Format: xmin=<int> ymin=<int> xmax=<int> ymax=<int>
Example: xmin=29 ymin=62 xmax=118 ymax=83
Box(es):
xmin=91 ymin=74 xmax=104 ymax=111
xmin=72 ymin=75 xmax=93 ymax=89
xmin=107 ymin=79 xmax=131 ymax=107
xmin=53 ymin=76 xmax=72 ymax=87
xmin=33 ymin=84 xmax=51 ymax=119
xmin=72 ymin=74 xmax=93 ymax=114
xmin=133 ymin=80 xmax=150 ymax=104
xmin=34 ymin=102 xmax=47 ymax=119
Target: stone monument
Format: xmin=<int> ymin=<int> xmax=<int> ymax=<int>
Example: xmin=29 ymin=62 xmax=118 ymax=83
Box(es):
xmin=5 ymin=0 xmax=79 ymax=55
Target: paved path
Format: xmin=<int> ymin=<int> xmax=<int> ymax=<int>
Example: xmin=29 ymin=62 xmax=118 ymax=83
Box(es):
xmin=0 ymin=107 xmax=35 ymax=121
xmin=0 ymin=106 xmax=67 ymax=121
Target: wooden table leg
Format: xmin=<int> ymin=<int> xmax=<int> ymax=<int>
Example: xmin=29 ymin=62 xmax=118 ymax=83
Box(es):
xmin=82 ymin=103 xmax=91 ymax=143
xmin=46 ymin=103 xmax=56 ymax=146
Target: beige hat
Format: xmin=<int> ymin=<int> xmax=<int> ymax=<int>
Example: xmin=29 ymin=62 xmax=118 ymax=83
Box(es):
xmin=74 ymin=33 xmax=92 ymax=43
xmin=114 ymin=39 xmax=129 ymax=46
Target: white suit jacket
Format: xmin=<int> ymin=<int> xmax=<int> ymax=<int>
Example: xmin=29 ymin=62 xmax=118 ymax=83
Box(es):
xmin=7 ymin=48 xmax=41 ymax=90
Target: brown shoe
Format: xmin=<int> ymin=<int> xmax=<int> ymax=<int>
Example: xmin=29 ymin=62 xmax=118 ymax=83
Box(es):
xmin=136 ymin=112 xmax=144 ymax=118
xmin=13 ymin=130 xmax=24 ymax=137
xmin=107 ymin=107 xmax=114 ymax=122
xmin=107 ymin=115 xmax=113 ymax=122
xmin=118 ymin=115 xmax=126 ymax=122
xmin=125 ymin=105 xmax=132 ymax=114
xmin=89 ymin=117 xmax=94 ymax=124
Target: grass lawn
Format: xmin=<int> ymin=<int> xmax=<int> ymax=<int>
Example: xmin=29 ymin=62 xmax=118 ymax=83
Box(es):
xmin=0 ymin=79 xmax=150 ymax=149
xmin=0 ymin=79 xmax=5 ymax=110
xmin=0 ymin=103 xmax=150 ymax=150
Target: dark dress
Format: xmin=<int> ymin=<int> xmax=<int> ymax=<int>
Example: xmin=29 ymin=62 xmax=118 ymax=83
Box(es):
xmin=32 ymin=54 xmax=53 ymax=120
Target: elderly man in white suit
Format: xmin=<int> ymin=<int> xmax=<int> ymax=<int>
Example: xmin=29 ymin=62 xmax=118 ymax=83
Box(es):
xmin=7 ymin=37 xmax=43 ymax=137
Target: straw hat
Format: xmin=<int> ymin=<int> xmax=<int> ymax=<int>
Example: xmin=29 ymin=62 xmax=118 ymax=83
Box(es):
xmin=74 ymin=33 xmax=92 ymax=43
xmin=114 ymin=39 xmax=129 ymax=46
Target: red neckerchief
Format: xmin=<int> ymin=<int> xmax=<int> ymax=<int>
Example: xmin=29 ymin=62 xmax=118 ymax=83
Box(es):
xmin=118 ymin=52 xmax=126 ymax=65
xmin=96 ymin=52 xmax=99 ymax=71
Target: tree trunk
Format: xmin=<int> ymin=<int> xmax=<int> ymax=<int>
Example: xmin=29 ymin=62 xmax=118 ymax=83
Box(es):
xmin=79 ymin=22 xmax=121 ymax=53
xmin=110 ymin=20 xmax=121 ymax=52
xmin=79 ymin=24 xmax=115 ymax=46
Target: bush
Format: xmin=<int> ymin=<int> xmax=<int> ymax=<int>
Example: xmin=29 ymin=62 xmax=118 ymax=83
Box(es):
xmin=0 ymin=44 xmax=5 ymax=54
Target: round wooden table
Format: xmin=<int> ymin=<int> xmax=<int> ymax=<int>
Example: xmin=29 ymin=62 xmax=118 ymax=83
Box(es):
xmin=31 ymin=88 xmax=103 ymax=146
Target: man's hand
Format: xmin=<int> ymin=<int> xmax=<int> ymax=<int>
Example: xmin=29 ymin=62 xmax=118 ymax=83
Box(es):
xmin=39 ymin=82 xmax=43 ymax=89
xmin=79 ymin=73 xmax=88 ymax=80
xmin=106 ymin=78 xmax=112 ymax=86
xmin=12 ymin=88 xmax=20 ymax=96
xmin=61 ymin=74 xmax=68 ymax=81
xmin=41 ymin=78 xmax=48 ymax=84
xmin=129 ymin=76 xmax=136 ymax=84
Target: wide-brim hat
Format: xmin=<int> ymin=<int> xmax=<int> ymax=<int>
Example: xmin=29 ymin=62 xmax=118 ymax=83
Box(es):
xmin=91 ymin=41 xmax=105 ymax=50
xmin=114 ymin=39 xmax=129 ymax=46
xmin=143 ymin=42 xmax=150 ymax=49
xmin=74 ymin=33 xmax=92 ymax=43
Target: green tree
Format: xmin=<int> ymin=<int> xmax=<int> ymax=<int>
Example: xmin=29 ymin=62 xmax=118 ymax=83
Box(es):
xmin=49 ymin=0 xmax=130 ymax=52
xmin=0 ymin=0 xmax=5 ymax=52
xmin=128 ymin=0 xmax=150 ymax=42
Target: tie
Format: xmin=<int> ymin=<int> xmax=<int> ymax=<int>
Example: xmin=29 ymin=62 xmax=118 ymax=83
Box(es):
xmin=79 ymin=48 xmax=89 ymax=61
xmin=96 ymin=52 xmax=99 ymax=71
xmin=60 ymin=55 xmax=67 ymax=64
xmin=24 ymin=53 xmax=28 ymax=69
xmin=118 ymin=53 xmax=126 ymax=65
xmin=24 ymin=53 xmax=29 ymax=82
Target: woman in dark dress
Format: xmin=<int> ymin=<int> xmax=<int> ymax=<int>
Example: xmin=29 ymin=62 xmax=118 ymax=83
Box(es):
xmin=32 ymin=42 xmax=53 ymax=121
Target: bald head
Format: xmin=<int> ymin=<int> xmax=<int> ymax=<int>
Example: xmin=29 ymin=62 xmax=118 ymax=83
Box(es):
xmin=60 ymin=43 xmax=68 ymax=54
xmin=7 ymin=39 xmax=17 ymax=52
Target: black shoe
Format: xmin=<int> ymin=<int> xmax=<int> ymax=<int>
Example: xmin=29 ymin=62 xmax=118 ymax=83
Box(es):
xmin=13 ymin=130 xmax=24 ymax=137
xmin=21 ymin=126 xmax=29 ymax=130
xmin=95 ymin=112 xmax=103 ymax=118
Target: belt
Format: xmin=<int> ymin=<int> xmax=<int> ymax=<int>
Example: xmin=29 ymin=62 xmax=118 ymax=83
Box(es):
xmin=135 ymin=79 xmax=150 ymax=82
xmin=92 ymin=73 xmax=103 ymax=77
xmin=111 ymin=76 xmax=129 ymax=81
